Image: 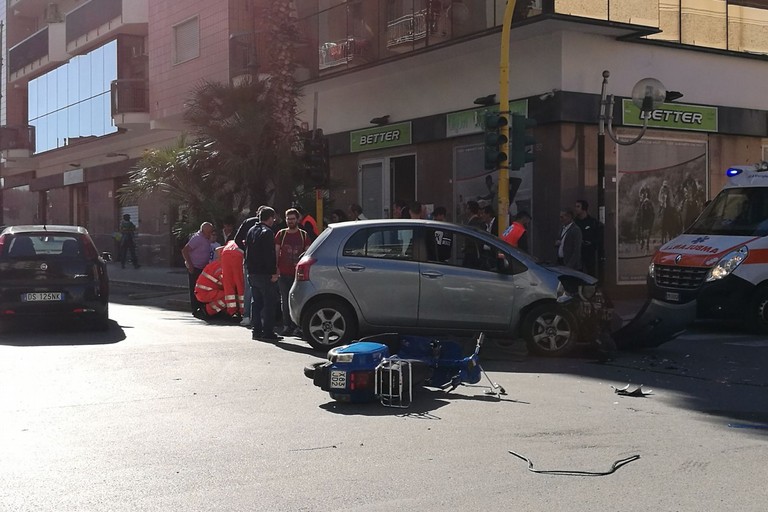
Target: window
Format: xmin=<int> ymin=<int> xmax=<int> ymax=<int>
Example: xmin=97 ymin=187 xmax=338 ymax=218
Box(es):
xmin=343 ymin=227 xmax=415 ymax=260
xmin=173 ymin=17 xmax=200 ymax=65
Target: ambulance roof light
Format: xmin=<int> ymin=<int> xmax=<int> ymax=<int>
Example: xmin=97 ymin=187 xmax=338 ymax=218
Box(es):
xmin=726 ymin=168 xmax=743 ymax=177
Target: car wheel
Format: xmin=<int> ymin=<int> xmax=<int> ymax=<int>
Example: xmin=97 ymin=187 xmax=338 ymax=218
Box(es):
xmin=521 ymin=303 xmax=579 ymax=357
xmin=301 ymin=299 xmax=357 ymax=351
xmin=749 ymin=285 xmax=768 ymax=334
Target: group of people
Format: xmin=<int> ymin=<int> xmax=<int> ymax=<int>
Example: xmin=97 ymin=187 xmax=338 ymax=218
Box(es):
xmin=181 ymin=206 xmax=320 ymax=342
xmin=555 ymin=200 xmax=601 ymax=275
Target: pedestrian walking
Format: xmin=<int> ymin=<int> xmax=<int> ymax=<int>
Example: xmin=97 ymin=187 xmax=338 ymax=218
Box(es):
xmin=555 ymin=209 xmax=582 ymax=270
xmin=573 ymin=199 xmax=601 ymax=277
xmin=245 ymin=207 xmax=281 ymax=341
xmin=118 ymin=214 xmax=140 ymax=269
xmin=181 ymin=222 xmax=215 ymax=318
xmin=480 ymin=205 xmax=498 ymax=236
xmin=274 ymin=208 xmax=311 ymax=336
xmin=234 ymin=206 xmax=266 ymax=327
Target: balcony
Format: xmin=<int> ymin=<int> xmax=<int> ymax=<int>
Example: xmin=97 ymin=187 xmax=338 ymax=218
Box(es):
xmin=319 ymin=37 xmax=372 ymax=70
xmin=0 ymin=126 xmax=37 ymax=161
xmin=8 ymin=23 xmax=68 ymax=83
xmin=111 ymin=79 xmax=150 ymax=130
xmin=66 ymin=0 xmax=148 ymax=55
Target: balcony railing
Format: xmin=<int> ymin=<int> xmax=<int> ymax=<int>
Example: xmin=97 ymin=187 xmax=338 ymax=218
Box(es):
xmin=386 ymin=9 xmax=429 ymax=48
xmin=111 ymin=79 xmax=149 ymax=115
xmin=8 ymin=28 xmax=49 ymax=75
xmin=67 ymin=0 xmax=123 ymax=43
xmin=319 ymin=37 xmax=371 ymax=70
xmin=0 ymin=126 xmax=36 ymax=153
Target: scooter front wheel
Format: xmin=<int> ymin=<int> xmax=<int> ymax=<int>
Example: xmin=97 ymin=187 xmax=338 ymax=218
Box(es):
xmin=304 ymin=361 xmax=326 ymax=379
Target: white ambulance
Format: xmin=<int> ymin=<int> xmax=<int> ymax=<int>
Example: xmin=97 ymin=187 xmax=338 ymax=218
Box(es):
xmin=616 ymin=162 xmax=768 ymax=348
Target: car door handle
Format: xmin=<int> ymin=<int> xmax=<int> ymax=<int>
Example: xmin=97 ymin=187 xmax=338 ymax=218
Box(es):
xmin=421 ymin=270 xmax=444 ymax=279
xmin=343 ymin=264 xmax=366 ymax=272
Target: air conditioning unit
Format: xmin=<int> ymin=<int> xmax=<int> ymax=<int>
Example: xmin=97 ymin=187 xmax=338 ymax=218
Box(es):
xmin=45 ymin=3 xmax=63 ymax=23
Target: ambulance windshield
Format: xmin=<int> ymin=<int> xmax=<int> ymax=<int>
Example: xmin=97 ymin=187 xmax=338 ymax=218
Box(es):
xmin=687 ymin=187 xmax=768 ymax=236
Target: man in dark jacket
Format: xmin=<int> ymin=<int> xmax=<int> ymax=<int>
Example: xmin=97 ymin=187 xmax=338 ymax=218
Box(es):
xmin=574 ymin=199 xmax=601 ymax=277
xmin=245 ymin=206 xmax=281 ymax=341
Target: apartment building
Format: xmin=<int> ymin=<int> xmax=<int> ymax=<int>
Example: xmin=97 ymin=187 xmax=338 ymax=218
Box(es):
xmin=1 ymin=0 xmax=767 ymax=289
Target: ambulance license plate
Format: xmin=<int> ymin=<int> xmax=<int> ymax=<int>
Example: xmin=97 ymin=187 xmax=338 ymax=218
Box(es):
xmin=665 ymin=292 xmax=680 ymax=302
xmin=330 ymin=370 xmax=347 ymax=389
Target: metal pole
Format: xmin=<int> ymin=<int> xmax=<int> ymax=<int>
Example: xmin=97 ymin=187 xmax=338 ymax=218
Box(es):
xmin=497 ymin=0 xmax=517 ymax=235
xmin=597 ymin=70 xmax=609 ymax=284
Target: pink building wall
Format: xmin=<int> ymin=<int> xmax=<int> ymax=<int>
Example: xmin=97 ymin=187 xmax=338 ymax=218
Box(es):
xmin=148 ymin=0 xmax=233 ymax=125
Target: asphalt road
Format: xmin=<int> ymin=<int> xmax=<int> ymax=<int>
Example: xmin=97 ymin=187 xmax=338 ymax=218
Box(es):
xmin=1 ymin=299 xmax=767 ymax=512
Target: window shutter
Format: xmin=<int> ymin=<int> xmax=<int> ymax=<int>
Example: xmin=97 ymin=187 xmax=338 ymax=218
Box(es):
xmin=174 ymin=18 xmax=200 ymax=64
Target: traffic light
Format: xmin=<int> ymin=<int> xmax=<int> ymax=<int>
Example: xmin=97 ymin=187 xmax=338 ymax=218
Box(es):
xmin=483 ymin=112 xmax=508 ymax=170
xmin=509 ymin=114 xmax=536 ymax=170
xmin=302 ymin=129 xmax=330 ymax=187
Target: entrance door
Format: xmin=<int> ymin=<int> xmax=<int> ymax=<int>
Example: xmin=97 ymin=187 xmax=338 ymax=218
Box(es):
xmin=359 ymin=154 xmax=416 ymax=219
xmin=360 ymin=161 xmax=384 ymax=219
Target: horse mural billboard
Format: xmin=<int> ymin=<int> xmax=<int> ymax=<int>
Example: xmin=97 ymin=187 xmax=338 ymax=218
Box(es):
xmin=616 ymin=138 xmax=708 ymax=284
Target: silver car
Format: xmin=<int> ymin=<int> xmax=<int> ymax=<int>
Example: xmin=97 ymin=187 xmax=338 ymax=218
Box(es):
xmin=289 ymin=219 xmax=603 ymax=357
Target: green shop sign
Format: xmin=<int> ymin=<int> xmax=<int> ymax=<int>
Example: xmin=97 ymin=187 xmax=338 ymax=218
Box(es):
xmin=622 ymin=99 xmax=718 ymax=132
xmin=446 ymin=100 xmax=528 ymax=137
xmin=350 ymin=122 xmax=412 ymax=153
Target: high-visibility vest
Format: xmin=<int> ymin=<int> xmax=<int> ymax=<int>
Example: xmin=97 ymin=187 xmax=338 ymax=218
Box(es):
xmin=301 ymin=214 xmax=319 ymax=239
xmin=502 ymin=221 xmax=526 ymax=247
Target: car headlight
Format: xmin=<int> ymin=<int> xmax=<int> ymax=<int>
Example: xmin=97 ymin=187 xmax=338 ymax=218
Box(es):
xmin=705 ymin=246 xmax=748 ymax=282
xmin=648 ymin=262 xmax=655 ymax=279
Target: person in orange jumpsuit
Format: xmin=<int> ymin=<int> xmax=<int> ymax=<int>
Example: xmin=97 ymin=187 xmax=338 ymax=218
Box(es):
xmin=220 ymin=239 xmax=245 ymax=317
xmin=194 ymin=260 xmax=226 ymax=317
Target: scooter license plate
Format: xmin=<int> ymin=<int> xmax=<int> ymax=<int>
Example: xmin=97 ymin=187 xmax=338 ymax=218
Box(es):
xmin=330 ymin=370 xmax=347 ymax=389
xmin=665 ymin=292 xmax=680 ymax=302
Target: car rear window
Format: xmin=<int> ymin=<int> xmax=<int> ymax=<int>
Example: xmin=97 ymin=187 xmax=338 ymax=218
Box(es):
xmin=0 ymin=233 xmax=84 ymax=260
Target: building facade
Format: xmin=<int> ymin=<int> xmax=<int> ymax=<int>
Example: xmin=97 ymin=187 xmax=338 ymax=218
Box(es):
xmin=2 ymin=0 xmax=768 ymax=292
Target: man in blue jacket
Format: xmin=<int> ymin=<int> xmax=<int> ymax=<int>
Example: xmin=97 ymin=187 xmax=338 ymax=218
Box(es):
xmin=245 ymin=206 xmax=281 ymax=341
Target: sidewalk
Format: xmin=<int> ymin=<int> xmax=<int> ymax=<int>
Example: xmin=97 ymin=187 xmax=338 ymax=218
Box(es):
xmin=107 ymin=264 xmax=647 ymax=322
xmin=107 ymin=263 xmax=188 ymax=290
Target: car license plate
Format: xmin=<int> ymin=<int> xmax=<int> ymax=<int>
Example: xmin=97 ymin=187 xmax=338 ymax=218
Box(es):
xmin=330 ymin=370 xmax=347 ymax=389
xmin=665 ymin=292 xmax=680 ymax=302
xmin=22 ymin=292 xmax=63 ymax=302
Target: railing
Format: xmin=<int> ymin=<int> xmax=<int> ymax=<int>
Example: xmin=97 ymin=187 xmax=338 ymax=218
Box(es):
xmin=111 ymin=79 xmax=149 ymax=115
xmin=8 ymin=28 xmax=49 ymax=75
xmin=319 ymin=38 xmax=370 ymax=70
xmin=386 ymin=9 xmax=429 ymax=48
xmin=0 ymin=126 xmax=36 ymax=152
xmin=67 ymin=0 xmax=123 ymax=43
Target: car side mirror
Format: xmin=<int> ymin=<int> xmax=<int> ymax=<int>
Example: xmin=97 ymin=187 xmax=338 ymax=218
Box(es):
xmin=102 ymin=252 xmax=112 ymax=262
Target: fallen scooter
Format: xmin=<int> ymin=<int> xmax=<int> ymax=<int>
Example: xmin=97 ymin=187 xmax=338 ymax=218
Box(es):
xmin=303 ymin=332 xmax=506 ymax=407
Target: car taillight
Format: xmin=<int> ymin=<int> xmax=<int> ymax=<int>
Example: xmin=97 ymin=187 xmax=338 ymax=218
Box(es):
xmin=350 ymin=371 xmax=374 ymax=390
xmin=295 ymin=256 xmax=317 ymax=282
xmin=0 ymin=234 xmax=6 ymax=257
xmin=80 ymin=236 xmax=98 ymax=260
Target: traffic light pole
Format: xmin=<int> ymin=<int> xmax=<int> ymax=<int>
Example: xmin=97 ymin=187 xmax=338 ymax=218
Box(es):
xmin=497 ymin=0 xmax=517 ymax=235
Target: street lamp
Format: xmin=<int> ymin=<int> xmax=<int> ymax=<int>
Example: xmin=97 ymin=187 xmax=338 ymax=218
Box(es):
xmin=596 ymin=71 xmax=672 ymax=283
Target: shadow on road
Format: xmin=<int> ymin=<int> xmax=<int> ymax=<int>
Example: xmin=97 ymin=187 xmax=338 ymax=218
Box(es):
xmin=0 ymin=319 xmax=126 ymax=346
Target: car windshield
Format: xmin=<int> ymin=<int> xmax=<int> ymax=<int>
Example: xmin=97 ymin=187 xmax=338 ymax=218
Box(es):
xmin=0 ymin=233 xmax=82 ymax=259
xmin=687 ymin=187 xmax=768 ymax=236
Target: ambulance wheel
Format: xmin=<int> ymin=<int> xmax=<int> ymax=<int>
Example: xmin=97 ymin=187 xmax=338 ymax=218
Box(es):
xmin=302 ymin=298 xmax=358 ymax=351
xmin=521 ymin=303 xmax=579 ymax=357
xmin=303 ymin=361 xmax=325 ymax=380
xmin=749 ymin=285 xmax=768 ymax=334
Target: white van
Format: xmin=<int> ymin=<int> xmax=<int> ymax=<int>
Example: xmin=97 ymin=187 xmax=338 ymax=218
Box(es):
xmin=616 ymin=163 xmax=768 ymax=348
